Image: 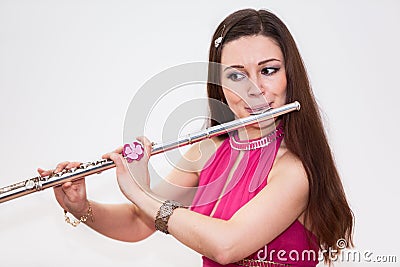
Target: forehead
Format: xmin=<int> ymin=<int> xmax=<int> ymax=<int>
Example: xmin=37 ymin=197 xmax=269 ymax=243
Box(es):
xmin=221 ymin=35 xmax=284 ymax=66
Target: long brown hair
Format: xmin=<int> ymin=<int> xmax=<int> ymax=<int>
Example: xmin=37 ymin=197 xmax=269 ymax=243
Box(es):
xmin=207 ymin=9 xmax=354 ymax=264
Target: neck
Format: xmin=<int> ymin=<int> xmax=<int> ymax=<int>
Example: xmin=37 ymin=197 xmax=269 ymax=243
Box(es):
xmin=237 ymin=119 xmax=280 ymax=140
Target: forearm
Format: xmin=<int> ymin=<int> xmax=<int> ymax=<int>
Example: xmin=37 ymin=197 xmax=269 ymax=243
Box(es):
xmin=72 ymin=201 xmax=155 ymax=242
xmin=134 ymin=192 xmax=242 ymax=264
xmin=168 ymin=208 xmax=240 ymax=264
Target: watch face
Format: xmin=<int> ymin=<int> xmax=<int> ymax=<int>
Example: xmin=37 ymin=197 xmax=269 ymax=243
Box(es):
xmin=160 ymin=204 xmax=174 ymax=218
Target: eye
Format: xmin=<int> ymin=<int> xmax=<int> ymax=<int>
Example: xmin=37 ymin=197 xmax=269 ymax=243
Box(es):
xmin=227 ymin=72 xmax=246 ymax=82
xmin=261 ymin=67 xmax=280 ymax=76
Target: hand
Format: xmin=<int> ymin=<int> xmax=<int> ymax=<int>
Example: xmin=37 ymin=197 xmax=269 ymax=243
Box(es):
xmin=102 ymin=136 xmax=152 ymax=203
xmin=38 ymin=161 xmax=88 ymax=216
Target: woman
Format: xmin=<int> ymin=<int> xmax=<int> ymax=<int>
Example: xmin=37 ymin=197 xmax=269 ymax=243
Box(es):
xmin=38 ymin=9 xmax=353 ymax=266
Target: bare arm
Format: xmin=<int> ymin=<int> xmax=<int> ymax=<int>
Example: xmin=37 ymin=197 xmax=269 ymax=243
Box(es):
xmin=76 ymin=202 xmax=154 ymax=242
xmin=170 ymin=156 xmax=309 ymax=264
xmin=44 ymin=140 xmax=207 ymax=242
xmin=117 ymin=150 xmax=309 ymax=264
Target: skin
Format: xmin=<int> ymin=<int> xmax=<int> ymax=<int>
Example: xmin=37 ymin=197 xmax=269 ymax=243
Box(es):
xmin=220 ymin=35 xmax=287 ymax=140
xmin=38 ymin=35 xmax=310 ymax=265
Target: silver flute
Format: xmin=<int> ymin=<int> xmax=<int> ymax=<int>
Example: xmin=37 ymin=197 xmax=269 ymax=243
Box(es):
xmin=0 ymin=101 xmax=300 ymax=203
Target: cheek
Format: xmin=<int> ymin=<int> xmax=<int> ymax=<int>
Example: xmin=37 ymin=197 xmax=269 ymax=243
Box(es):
xmin=277 ymin=81 xmax=287 ymax=99
xmin=280 ymin=79 xmax=287 ymax=101
xmin=280 ymin=72 xmax=288 ymax=95
xmin=281 ymin=77 xmax=287 ymax=96
xmin=267 ymin=73 xmax=287 ymax=99
xmin=222 ymin=88 xmax=242 ymax=105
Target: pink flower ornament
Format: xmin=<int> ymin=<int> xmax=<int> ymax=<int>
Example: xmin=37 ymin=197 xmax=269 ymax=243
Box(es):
xmin=122 ymin=141 xmax=144 ymax=163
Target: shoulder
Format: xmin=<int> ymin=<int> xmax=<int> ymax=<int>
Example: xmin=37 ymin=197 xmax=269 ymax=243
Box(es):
xmin=268 ymin=145 xmax=309 ymax=192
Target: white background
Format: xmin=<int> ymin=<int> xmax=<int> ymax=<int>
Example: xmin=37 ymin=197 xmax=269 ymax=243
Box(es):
xmin=1 ymin=1 xmax=399 ymax=266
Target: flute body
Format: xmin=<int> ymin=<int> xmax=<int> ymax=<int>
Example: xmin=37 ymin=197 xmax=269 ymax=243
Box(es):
xmin=0 ymin=101 xmax=300 ymax=203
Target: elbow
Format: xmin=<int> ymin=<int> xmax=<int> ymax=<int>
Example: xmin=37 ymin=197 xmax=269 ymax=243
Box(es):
xmin=208 ymin=224 xmax=244 ymax=265
xmin=212 ymin=243 xmax=239 ymax=265
xmin=214 ymin=253 xmax=233 ymax=266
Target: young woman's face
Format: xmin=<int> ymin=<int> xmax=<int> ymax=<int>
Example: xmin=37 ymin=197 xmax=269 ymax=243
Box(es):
xmin=220 ymin=35 xmax=287 ymax=122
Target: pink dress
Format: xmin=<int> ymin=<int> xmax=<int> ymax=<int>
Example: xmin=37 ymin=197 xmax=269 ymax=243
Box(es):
xmin=191 ymin=132 xmax=319 ymax=266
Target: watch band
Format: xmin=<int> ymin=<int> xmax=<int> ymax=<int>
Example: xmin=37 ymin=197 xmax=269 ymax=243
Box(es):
xmin=155 ymin=200 xmax=183 ymax=234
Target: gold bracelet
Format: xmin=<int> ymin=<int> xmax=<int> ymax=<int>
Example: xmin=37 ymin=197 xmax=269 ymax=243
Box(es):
xmin=64 ymin=201 xmax=94 ymax=227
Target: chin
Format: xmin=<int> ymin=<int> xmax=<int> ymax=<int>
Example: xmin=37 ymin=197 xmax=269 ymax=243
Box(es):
xmin=257 ymin=118 xmax=277 ymax=129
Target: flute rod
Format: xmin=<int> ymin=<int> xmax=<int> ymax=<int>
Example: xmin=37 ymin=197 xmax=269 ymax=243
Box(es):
xmin=0 ymin=101 xmax=300 ymax=203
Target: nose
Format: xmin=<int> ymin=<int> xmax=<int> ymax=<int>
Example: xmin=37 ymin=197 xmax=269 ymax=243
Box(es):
xmin=247 ymin=76 xmax=265 ymax=97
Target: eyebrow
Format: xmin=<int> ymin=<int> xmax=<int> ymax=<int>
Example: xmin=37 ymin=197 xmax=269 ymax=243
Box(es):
xmin=223 ymin=58 xmax=281 ymax=71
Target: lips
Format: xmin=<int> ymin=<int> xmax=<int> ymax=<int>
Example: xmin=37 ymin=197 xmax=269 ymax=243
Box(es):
xmin=245 ymin=103 xmax=273 ymax=115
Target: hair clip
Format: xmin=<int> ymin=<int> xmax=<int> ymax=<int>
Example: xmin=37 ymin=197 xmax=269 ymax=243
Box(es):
xmin=214 ymin=36 xmax=223 ymax=48
xmin=122 ymin=141 xmax=144 ymax=163
xmin=214 ymin=25 xmax=226 ymax=48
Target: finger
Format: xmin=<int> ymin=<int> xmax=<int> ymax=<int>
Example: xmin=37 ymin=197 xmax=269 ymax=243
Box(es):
xmin=102 ymin=150 xmax=115 ymax=159
xmin=109 ymin=153 xmax=127 ymax=176
xmin=53 ymin=185 xmax=63 ymax=195
xmin=60 ymin=183 xmax=85 ymax=203
xmin=109 ymin=152 xmax=124 ymax=166
xmin=55 ymin=161 xmax=70 ymax=173
xmin=136 ymin=136 xmax=153 ymax=156
xmin=37 ymin=168 xmax=54 ymax=177
xmin=62 ymin=182 xmax=73 ymax=189
xmin=37 ymin=168 xmax=49 ymax=175
xmin=102 ymin=146 xmax=123 ymax=159
xmin=72 ymin=178 xmax=85 ymax=186
xmin=62 ymin=179 xmax=86 ymax=193
xmin=102 ymin=152 xmax=111 ymax=159
xmin=53 ymin=187 xmax=68 ymax=210
xmin=66 ymin=162 xmax=81 ymax=169
xmin=114 ymin=146 xmax=123 ymax=153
